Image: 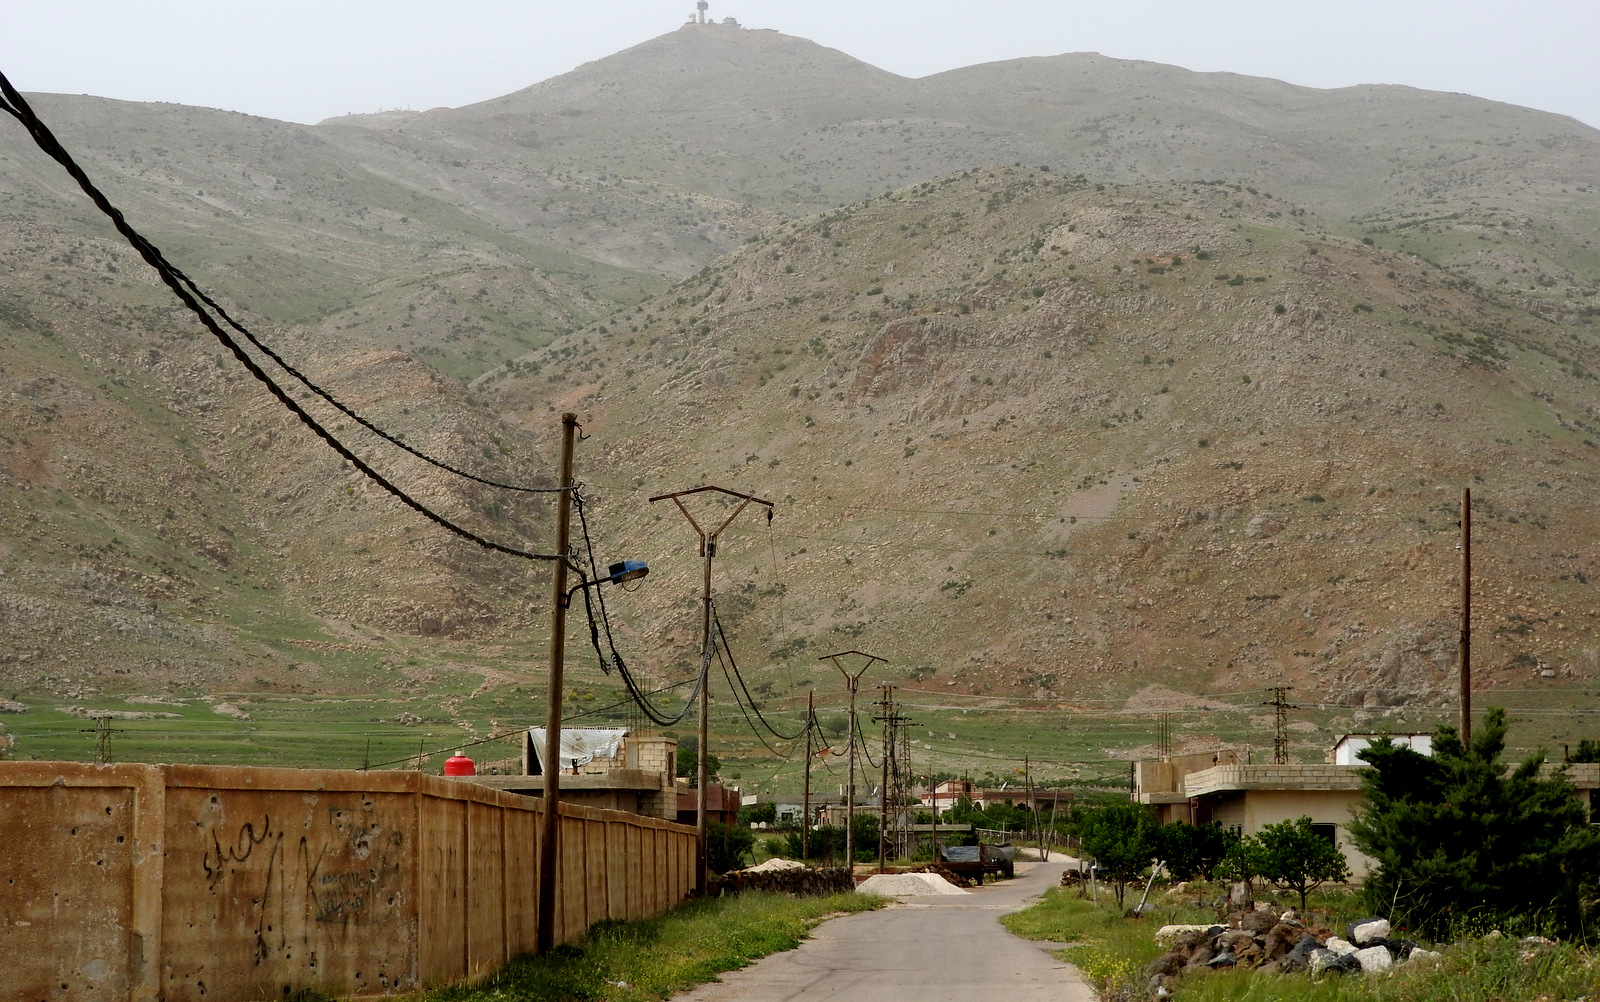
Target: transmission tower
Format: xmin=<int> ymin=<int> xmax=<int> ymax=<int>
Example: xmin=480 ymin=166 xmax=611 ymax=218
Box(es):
xmin=873 ymin=684 xmax=913 ymax=868
xmin=1264 ymin=686 xmax=1298 ymax=764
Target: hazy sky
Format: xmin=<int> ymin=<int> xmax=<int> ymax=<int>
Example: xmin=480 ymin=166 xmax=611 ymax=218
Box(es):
xmin=2 ymin=1 xmax=1597 ymax=129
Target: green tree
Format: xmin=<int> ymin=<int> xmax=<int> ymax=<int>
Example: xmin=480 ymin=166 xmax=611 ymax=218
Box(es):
xmin=705 ymin=820 xmax=753 ymax=874
xmin=1253 ymin=816 xmax=1351 ymax=911
xmin=675 ymin=736 xmax=720 ymax=787
xmin=740 ymin=801 xmax=777 ymax=826
xmin=1570 ymin=739 xmax=1600 ymax=764
xmin=1347 ymin=708 xmax=1600 ymax=939
xmin=1074 ymin=803 xmax=1157 ymax=908
xmin=1155 ymin=821 xmax=1237 ymax=882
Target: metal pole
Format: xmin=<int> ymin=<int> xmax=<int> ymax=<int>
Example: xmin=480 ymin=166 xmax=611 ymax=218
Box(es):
xmin=648 ymin=486 xmax=773 ymax=892
xmin=846 ymin=679 xmax=857 ymax=869
xmin=879 ymin=684 xmax=891 ymax=871
xmin=696 ymin=536 xmax=714 ymax=890
xmin=536 ymin=412 xmax=578 ymax=955
xmin=1460 ymin=486 xmax=1472 ymax=745
xmin=818 ymin=651 xmax=884 ymax=875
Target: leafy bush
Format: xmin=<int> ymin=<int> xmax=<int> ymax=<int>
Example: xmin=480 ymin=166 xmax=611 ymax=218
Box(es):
xmin=705 ymin=820 xmax=754 ymax=874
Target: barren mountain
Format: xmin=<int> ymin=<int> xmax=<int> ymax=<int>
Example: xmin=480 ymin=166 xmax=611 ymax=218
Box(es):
xmin=1 ymin=23 xmax=1597 ymax=762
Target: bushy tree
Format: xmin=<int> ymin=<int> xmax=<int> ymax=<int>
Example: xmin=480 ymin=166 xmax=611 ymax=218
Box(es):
xmin=740 ymin=801 xmax=777 ymax=826
xmin=705 ymin=820 xmax=753 ymax=874
xmin=1253 ymin=816 xmax=1350 ymax=911
xmin=1155 ymin=821 xmax=1237 ymax=882
xmin=675 ymin=735 xmax=720 ymax=787
xmin=1074 ymin=803 xmax=1157 ymax=907
xmin=1348 ymin=708 xmax=1600 ymax=939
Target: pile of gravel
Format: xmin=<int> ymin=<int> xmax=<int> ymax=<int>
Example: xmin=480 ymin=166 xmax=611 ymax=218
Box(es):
xmin=857 ymin=872 xmax=967 ymax=896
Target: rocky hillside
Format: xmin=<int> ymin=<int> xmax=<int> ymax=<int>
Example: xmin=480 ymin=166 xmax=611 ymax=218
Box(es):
xmin=489 ymin=167 xmax=1600 ymax=708
xmin=0 ymin=24 xmax=1596 ymax=721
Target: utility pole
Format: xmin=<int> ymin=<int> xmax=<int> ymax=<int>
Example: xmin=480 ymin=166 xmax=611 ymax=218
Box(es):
xmin=651 ymin=485 xmax=773 ymax=892
xmin=802 ymin=689 xmax=814 ymax=862
xmin=81 ymin=715 xmax=119 ymax=764
xmin=872 ymin=686 xmax=912 ymax=865
xmin=536 ymin=412 xmax=578 ymax=955
xmin=1024 ymin=754 xmax=1037 ymax=856
xmin=1460 ymin=487 xmax=1472 ymax=745
xmin=1264 ymin=686 xmax=1297 ymax=764
xmin=878 ymin=685 xmax=891 ymax=871
xmin=819 ymin=650 xmax=886 ymax=872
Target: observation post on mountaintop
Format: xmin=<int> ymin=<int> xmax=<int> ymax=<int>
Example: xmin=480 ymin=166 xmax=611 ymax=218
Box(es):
xmin=650 ymin=485 xmax=773 ymax=892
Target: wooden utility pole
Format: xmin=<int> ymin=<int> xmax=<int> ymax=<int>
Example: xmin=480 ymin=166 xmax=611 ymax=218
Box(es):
xmin=536 ymin=412 xmax=578 ymax=955
xmin=650 ymin=486 xmax=773 ymax=892
xmin=1024 ymin=754 xmax=1037 ymax=856
xmin=1460 ymin=487 xmax=1472 ymax=745
xmin=802 ymin=689 xmax=813 ymax=861
xmin=819 ymin=650 xmax=886 ymax=871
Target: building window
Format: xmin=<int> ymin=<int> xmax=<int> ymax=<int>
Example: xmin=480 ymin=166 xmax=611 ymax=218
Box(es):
xmin=1311 ymin=823 xmax=1337 ymax=846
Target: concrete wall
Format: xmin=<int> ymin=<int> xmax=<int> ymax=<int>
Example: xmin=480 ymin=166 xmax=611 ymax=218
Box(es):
xmin=0 ymin=762 xmax=695 ymax=1002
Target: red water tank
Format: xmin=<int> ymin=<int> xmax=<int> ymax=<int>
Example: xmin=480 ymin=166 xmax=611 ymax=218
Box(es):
xmin=443 ymin=753 xmax=475 ymax=776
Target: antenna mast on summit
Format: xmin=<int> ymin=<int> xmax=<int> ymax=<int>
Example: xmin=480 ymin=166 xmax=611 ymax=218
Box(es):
xmin=696 ymin=1 xmax=709 ymax=22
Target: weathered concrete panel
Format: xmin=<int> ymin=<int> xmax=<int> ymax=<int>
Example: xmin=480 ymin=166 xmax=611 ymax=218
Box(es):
xmin=0 ymin=782 xmax=134 ymax=1002
xmin=160 ymin=783 xmax=418 ymax=1001
xmin=416 ymin=796 xmax=466 ymax=985
xmin=0 ymin=763 xmax=693 ymax=1001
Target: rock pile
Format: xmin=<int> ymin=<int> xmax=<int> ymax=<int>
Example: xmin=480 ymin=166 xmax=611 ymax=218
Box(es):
xmin=705 ymin=865 xmax=855 ymax=897
xmin=1145 ymin=911 xmax=1442 ymax=990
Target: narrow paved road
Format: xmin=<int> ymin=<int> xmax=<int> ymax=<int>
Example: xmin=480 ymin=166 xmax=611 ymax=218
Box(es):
xmin=674 ymin=862 xmax=1097 ymax=1002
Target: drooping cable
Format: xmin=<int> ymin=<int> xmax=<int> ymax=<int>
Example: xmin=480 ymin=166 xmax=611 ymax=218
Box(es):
xmin=571 ymin=489 xmax=699 ymax=727
xmin=710 ymin=602 xmax=807 ymax=741
xmin=711 ymin=630 xmax=799 ymax=759
xmin=2 ymin=76 xmax=563 ymax=497
xmin=854 ymin=711 xmax=882 ymax=770
xmin=577 ymin=585 xmax=698 ymax=727
xmin=0 ymin=72 xmax=564 ymax=562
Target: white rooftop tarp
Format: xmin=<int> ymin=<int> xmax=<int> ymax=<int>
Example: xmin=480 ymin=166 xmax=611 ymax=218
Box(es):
xmin=528 ymin=727 xmax=627 ymax=774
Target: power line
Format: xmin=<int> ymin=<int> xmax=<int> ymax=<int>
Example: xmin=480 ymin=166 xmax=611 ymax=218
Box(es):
xmin=0 ymin=72 xmax=565 ymax=565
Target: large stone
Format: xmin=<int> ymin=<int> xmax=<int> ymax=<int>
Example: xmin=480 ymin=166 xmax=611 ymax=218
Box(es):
xmin=1240 ymin=909 xmax=1277 ymax=934
xmin=1145 ymin=952 xmax=1187 ymax=978
xmin=1155 ymin=924 xmax=1215 ymax=948
xmin=1234 ymin=940 xmax=1265 ymax=967
xmin=1350 ymin=918 xmax=1391 ymax=945
xmin=1262 ymin=923 xmax=1304 ymax=961
xmin=1185 ymin=944 xmax=1215 ymax=968
xmin=1354 ymin=946 xmax=1394 ymax=973
xmin=1310 ymin=949 xmax=1361 ymax=977
xmin=1246 ymin=514 xmax=1284 ymax=538
xmin=1399 ymin=948 xmax=1443 ymax=968
xmin=1324 ymin=936 xmax=1359 ymax=957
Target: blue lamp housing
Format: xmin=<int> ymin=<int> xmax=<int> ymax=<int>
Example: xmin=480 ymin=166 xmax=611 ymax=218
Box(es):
xmin=606 ymin=560 xmax=649 ymax=584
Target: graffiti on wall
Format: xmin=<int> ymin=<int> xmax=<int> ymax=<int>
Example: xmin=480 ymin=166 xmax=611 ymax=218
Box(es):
xmin=194 ymin=796 xmax=409 ymax=974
